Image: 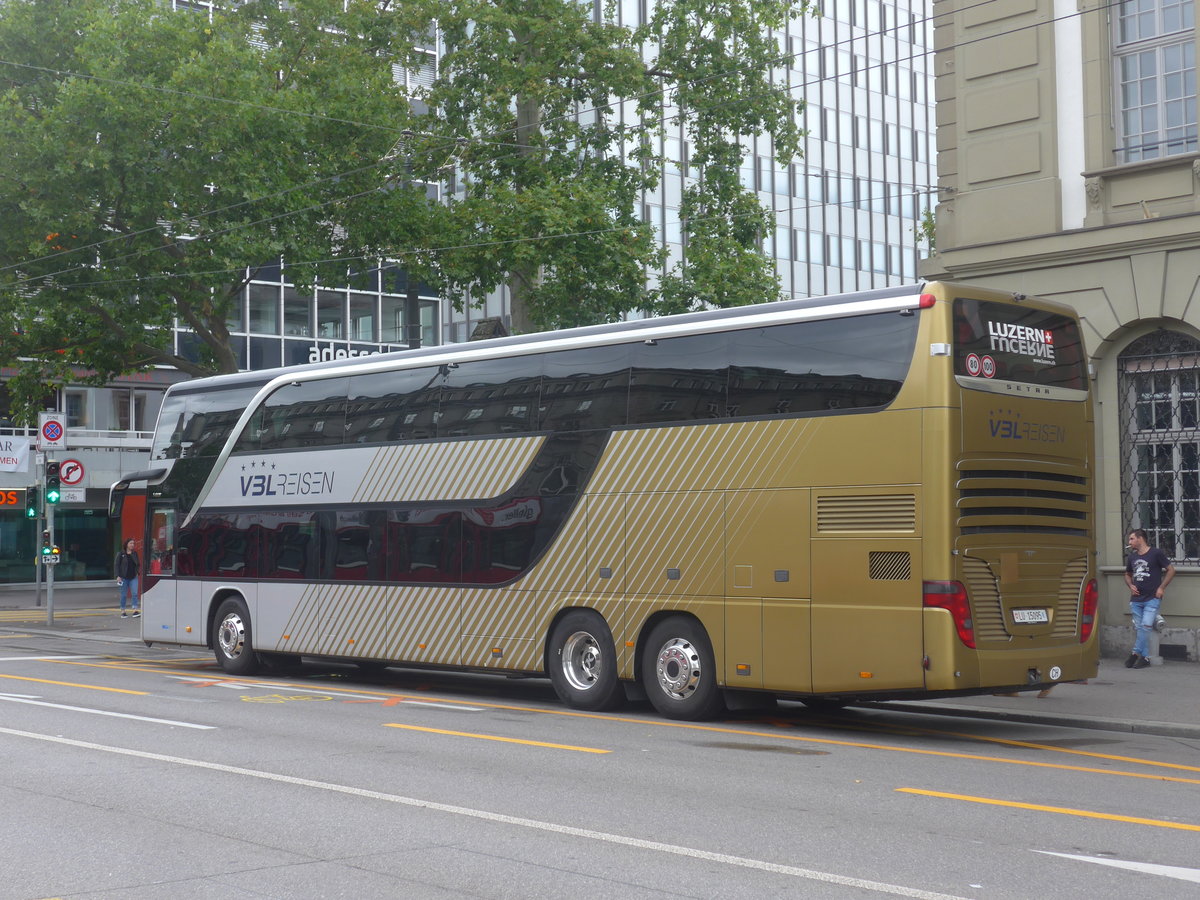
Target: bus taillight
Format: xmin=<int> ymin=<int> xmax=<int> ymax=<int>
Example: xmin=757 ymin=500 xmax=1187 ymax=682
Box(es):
xmin=1080 ymin=579 xmax=1099 ymax=643
xmin=923 ymin=581 xmax=975 ymax=649
xmin=919 ymin=293 xmax=937 ymax=308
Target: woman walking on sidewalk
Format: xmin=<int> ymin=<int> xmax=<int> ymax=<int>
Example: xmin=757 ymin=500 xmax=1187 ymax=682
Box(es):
xmin=115 ymin=539 xmax=141 ymax=619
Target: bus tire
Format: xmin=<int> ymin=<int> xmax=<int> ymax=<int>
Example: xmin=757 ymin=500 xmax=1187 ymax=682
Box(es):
xmin=214 ymin=597 xmax=259 ymax=676
xmin=548 ymin=610 xmax=623 ymax=711
xmin=641 ymin=617 xmax=725 ymax=721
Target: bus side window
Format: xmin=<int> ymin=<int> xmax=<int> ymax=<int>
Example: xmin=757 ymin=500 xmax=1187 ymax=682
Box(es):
xmin=629 ymin=332 xmax=728 ymax=424
xmin=540 ymin=344 xmax=633 ymax=432
xmin=257 ymin=378 xmax=349 ymax=450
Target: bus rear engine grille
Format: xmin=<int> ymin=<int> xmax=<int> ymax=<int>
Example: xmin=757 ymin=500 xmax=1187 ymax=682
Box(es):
xmin=963 ymin=555 xmax=1089 ymax=642
xmin=956 ymin=468 xmax=1089 ymax=537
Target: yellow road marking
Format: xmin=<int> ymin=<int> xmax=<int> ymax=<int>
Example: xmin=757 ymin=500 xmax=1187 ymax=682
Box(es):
xmin=0 ymin=634 xmax=34 ymax=639
xmin=814 ymin=715 xmax=1200 ymax=776
xmin=0 ymin=610 xmax=115 ymax=621
xmin=898 ymin=788 xmax=1200 ymax=832
xmin=384 ymin=722 xmax=609 ymax=754
xmin=931 ymin=728 xmax=1200 ymax=774
xmin=0 ymin=673 xmax=147 ymax=695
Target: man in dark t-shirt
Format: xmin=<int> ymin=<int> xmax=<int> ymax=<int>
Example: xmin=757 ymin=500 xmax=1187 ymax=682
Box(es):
xmin=1123 ymin=529 xmax=1175 ymax=669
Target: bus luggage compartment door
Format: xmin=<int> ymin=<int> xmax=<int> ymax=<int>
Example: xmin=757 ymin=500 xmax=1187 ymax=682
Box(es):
xmin=809 ymin=538 xmax=924 ymax=693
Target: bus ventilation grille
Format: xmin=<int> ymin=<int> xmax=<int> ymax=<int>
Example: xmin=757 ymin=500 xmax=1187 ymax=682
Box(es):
xmin=816 ymin=494 xmax=916 ymax=533
xmin=869 ymin=551 xmax=911 ymax=580
xmin=1052 ymin=557 xmax=1088 ymax=638
xmin=956 ymin=467 xmax=1089 ymax=536
xmin=963 ymin=555 xmax=1090 ymax=642
xmin=962 ymin=557 xmax=1007 ymax=641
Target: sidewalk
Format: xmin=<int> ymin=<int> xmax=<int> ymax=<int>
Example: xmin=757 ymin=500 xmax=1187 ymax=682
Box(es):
xmin=1 ymin=581 xmax=1196 ymax=737
xmin=867 ymin=660 xmax=1200 ymax=739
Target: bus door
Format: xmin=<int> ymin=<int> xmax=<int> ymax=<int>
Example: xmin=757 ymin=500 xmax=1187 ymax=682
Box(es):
xmin=144 ymin=503 xmax=178 ymax=641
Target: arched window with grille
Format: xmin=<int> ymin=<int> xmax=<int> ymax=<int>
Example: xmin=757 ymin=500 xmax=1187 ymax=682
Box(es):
xmin=1119 ymin=330 xmax=1200 ymax=561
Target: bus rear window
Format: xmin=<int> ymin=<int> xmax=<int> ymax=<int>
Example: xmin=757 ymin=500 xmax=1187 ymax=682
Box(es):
xmin=953 ymin=298 xmax=1087 ymax=391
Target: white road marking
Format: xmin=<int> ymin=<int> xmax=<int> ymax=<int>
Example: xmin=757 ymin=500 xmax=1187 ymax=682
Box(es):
xmin=0 ymin=725 xmax=968 ymax=900
xmin=164 ymin=675 xmax=251 ymax=690
xmin=164 ymin=676 xmax=482 ymax=708
xmin=0 ymin=692 xmax=41 ymax=699
xmin=402 ymin=700 xmax=485 ymax=711
xmin=1035 ymin=850 xmax=1200 ymax=884
xmin=0 ymin=697 xmax=215 ymax=730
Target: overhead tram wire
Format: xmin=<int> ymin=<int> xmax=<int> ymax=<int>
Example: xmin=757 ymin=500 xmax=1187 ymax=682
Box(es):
xmin=0 ymin=0 xmax=1115 ymax=287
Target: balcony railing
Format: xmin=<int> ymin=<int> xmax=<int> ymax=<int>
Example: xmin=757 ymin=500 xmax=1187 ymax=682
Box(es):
xmin=0 ymin=427 xmax=154 ymax=450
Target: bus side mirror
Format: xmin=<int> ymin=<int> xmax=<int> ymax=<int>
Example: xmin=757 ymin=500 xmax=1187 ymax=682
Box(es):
xmin=109 ymin=484 xmax=127 ymax=519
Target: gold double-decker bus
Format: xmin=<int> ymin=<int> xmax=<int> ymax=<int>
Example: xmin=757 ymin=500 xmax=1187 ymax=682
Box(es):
xmin=113 ymin=281 xmax=1098 ymax=720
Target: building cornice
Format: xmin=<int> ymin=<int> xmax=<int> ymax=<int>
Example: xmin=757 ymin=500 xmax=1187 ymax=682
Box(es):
xmin=926 ymin=213 xmax=1200 ymax=278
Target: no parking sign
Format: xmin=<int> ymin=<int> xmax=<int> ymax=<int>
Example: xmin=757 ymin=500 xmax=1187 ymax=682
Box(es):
xmin=37 ymin=413 xmax=67 ymax=451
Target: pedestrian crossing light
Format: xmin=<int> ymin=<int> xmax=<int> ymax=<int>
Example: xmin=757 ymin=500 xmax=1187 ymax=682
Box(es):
xmin=26 ymin=487 xmax=38 ymax=518
xmin=45 ymin=461 xmax=61 ymax=504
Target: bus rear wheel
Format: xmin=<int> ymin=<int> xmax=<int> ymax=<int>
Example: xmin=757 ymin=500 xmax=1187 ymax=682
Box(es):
xmin=641 ymin=617 xmax=725 ymax=721
xmin=214 ymin=597 xmax=259 ymax=676
xmin=548 ymin=610 xmax=622 ymax=711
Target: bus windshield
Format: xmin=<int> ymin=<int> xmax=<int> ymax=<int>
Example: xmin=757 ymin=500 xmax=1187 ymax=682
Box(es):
xmin=953 ymin=297 xmax=1087 ymax=391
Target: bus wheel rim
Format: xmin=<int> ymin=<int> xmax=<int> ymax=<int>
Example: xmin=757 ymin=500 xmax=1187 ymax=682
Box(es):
xmin=655 ymin=638 xmax=700 ymax=699
xmin=561 ymin=631 xmax=602 ymax=692
xmin=219 ymin=613 xmax=246 ymax=660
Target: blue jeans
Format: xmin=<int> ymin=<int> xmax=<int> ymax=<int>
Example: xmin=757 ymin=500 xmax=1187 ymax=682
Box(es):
xmin=1130 ymin=596 xmax=1160 ymax=657
xmin=119 ymin=576 xmax=140 ymax=612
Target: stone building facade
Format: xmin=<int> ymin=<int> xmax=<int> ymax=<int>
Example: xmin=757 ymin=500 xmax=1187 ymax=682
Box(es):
xmin=924 ymin=0 xmax=1199 ymax=658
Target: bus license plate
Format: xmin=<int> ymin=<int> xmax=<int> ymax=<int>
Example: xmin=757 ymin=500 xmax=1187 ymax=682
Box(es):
xmin=1012 ymin=608 xmax=1049 ymax=624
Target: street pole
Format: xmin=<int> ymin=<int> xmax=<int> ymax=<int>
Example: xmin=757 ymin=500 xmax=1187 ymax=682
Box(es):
xmin=46 ymin=497 xmax=55 ymax=627
xmin=34 ymin=457 xmax=43 ymax=608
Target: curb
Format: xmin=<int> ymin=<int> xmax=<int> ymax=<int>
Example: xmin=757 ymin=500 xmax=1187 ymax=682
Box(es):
xmin=0 ymin=624 xmax=146 ymax=644
xmin=857 ymin=700 xmax=1200 ymax=740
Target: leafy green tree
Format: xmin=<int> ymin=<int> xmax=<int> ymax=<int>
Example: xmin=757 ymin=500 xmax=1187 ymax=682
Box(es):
xmin=406 ymin=0 xmax=805 ymax=329
xmin=407 ymin=0 xmax=660 ymax=333
xmin=0 ymin=0 xmax=420 ymax=422
xmin=648 ymin=0 xmax=803 ymax=313
xmin=0 ymin=0 xmax=805 ymax=422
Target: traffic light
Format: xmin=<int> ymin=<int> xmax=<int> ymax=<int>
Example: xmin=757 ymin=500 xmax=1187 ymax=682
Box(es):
xmin=25 ymin=487 xmax=38 ymax=519
xmin=45 ymin=460 xmax=61 ymax=505
xmin=40 ymin=530 xmax=51 ymax=557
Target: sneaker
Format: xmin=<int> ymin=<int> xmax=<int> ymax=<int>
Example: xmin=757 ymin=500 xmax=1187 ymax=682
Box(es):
xmin=1154 ymin=614 xmax=1166 ymax=631
xmin=1124 ymin=652 xmax=1139 ymax=668
xmin=120 ymin=613 xmax=127 ymax=618
xmin=1132 ymin=655 xmax=1152 ymax=669
xmin=132 ymin=611 xmax=140 ymax=618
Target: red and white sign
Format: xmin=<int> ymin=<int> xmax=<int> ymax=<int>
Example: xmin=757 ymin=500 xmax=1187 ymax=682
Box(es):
xmin=981 ymin=355 xmax=996 ymax=378
xmin=60 ymin=458 xmax=85 ymax=486
xmin=37 ymin=413 xmax=67 ymax=451
xmin=965 ymin=353 xmax=981 ymax=376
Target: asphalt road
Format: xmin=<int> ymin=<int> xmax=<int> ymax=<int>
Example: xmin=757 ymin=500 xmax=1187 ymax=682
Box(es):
xmin=1 ymin=626 xmax=1198 ymax=899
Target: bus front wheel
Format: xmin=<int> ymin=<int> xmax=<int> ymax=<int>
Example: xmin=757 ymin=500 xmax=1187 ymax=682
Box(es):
xmin=548 ymin=610 xmax=622 ymax=711
xmin=641 ymin=617 xmax=725 ymax=721
xmin=214 ymin=597 xmax=259 ymax=676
